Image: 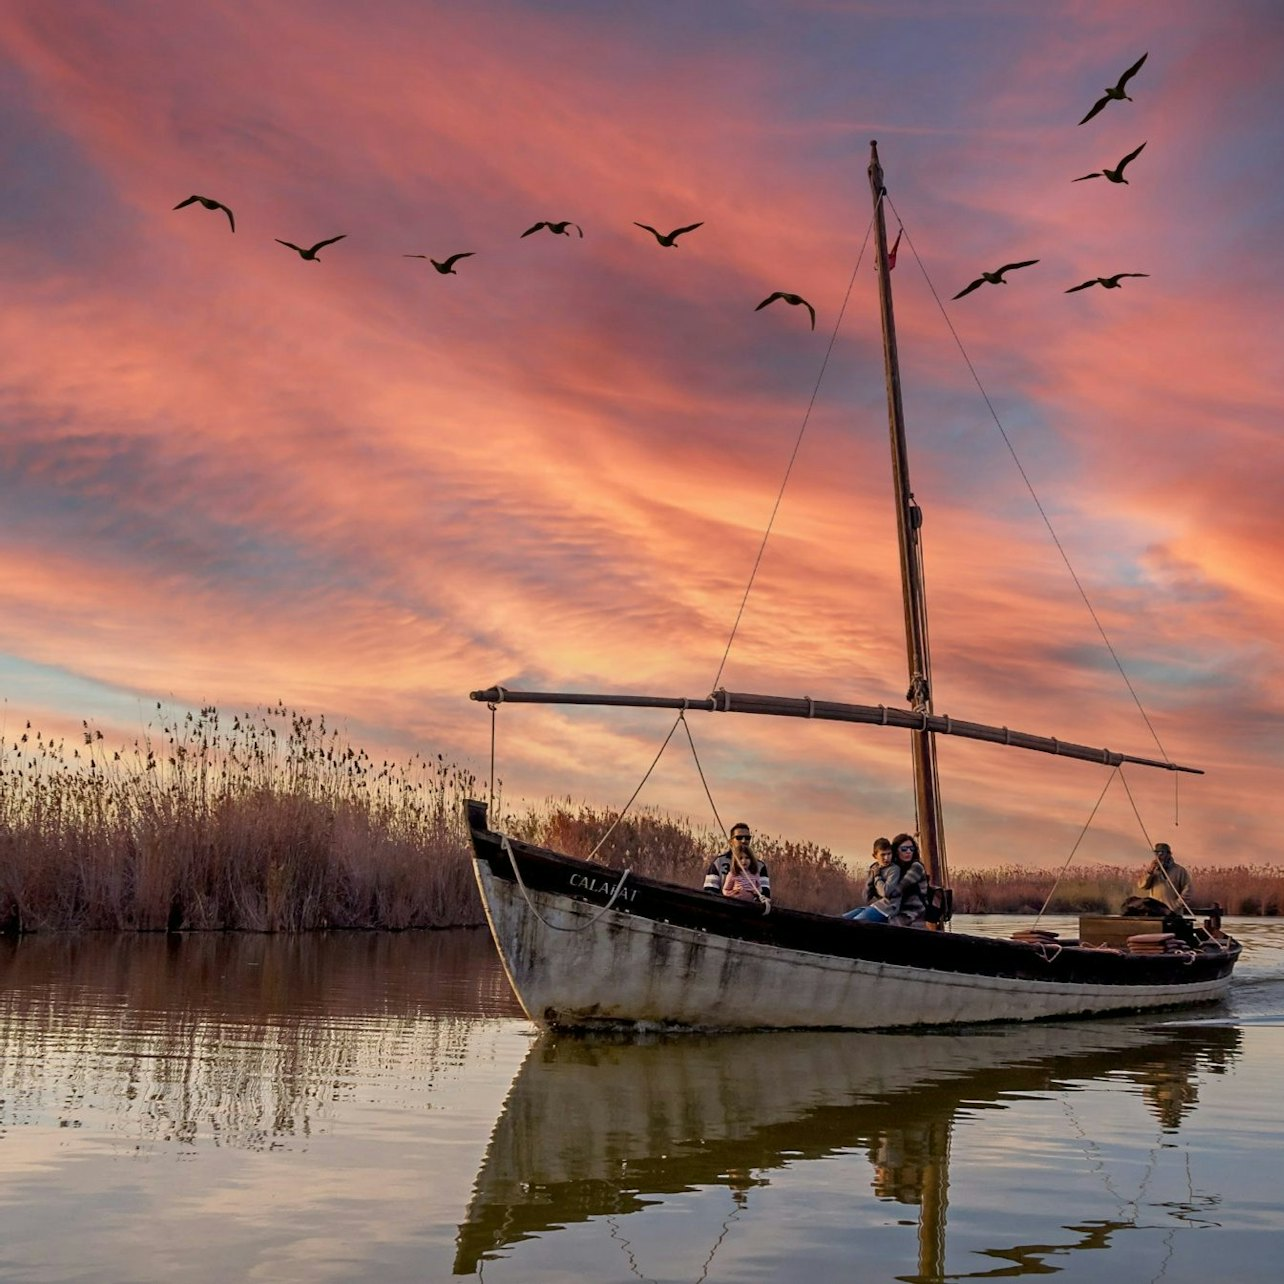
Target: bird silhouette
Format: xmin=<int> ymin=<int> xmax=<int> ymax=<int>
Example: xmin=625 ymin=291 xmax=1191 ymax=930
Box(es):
xmin=521 ymin=220 xmax=582 ymax=238
xmin=634 ymin=221 xmax=703 ymax=246
xmin=1065 ymin=273 xmax=1149 ymax=293
xmin=951 ymin=260 xmax=1039 ymax=299
xmin=754 ymin=291 xmax=816 ymax=330
xmin=173 ymin=194 xmax=235 ymax=232
xmin=1078 ymin=53 xmax=1148 ymax=125
xmin=1074 ymin=141 xmax=1147 ymax=184
xmin=275 ymin=235 xmax=346 ymax=260
xmin=404 ymin=252 xmax=475 ymax=274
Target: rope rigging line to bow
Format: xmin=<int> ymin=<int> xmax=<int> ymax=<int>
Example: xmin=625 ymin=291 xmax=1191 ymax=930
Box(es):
xmin=580 ymin=709 xmax=687 ymax=861
xmin=710 ymin=208 xmax=879 ymax=692
xmin=1116 ymin=766 xmax=1196 ymax=917
xmin=680 ymin=714 xmax=726 ymax=837
xmin=501 ymin=832 xmax=633 ymax=932
xmin=494 ymin=709 xmax=768 ymax=925
xmin=1033 ymin=767 xmax=1119 ymax=926
xmin=489 ymin=696 xmax=752 ymax=899
xmin=906 ymin=494 xmax=952 ymax=889
xmin=885 ymin=195 xmax=1175 ymax=771
xmin=488 ymin=709 xmax=679 ymax=932
xmin=487 ymin=699 xmax=499 ymax=812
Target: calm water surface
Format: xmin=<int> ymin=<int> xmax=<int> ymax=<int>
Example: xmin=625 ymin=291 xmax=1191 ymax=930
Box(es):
xmin=2 ymin=917 xmax=1282 ymax=1283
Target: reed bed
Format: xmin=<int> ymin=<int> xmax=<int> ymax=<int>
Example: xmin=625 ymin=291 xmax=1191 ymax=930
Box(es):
xmin=951 ymin=863 xmax=1283 ymax=917
xmin=2 ymin=706 xmax=1281 ymax=933
xmin=0 ymin=706 xmax=479 ymax=932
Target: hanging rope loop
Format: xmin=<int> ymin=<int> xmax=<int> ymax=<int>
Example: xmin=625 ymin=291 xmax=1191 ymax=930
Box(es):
xmin=500 ymin=833 xmax=632 ymax=932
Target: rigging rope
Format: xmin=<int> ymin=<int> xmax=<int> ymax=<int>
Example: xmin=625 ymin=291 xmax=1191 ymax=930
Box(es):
xmin=907 ymin=497 xmax=952 ymax=892
xmin=1033 ymin=767 xmax=1119 ymax=926
xmin=501 ymin=831 xmax=633 ymax=932
xmin=1116 ymin=767 xmax=1196 ymax=916
xmin=680 ymin=715 xmax=726 ymax=837
xmin=679 ymin=717 xmax=769 ymax=910
xmin=710 ymin=208 xmax=878 ymax=691
xmin=488 ymin=700 xmax=498 ymax=813
xmin=885 ymin=196 xmax=1174 ymax=771
xmin=579 ymin=710 xmax=688 ymax=861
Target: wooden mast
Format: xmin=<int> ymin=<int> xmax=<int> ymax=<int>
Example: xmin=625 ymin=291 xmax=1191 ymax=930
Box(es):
xmin=868 ymin=140 xmax=948 ymax=896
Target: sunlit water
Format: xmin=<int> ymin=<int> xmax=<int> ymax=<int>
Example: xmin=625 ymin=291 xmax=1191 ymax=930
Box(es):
xmin=2 ymin=918 xmax=1281 ymax=1283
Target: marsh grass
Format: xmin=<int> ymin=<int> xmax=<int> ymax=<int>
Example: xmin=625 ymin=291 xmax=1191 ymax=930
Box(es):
xmin=0 ymin=705 xmax=479 ymax=932
xmin=951 ymin=863 xmax=1283 ymax=916
xmin=2 ymin=705 xmax=1281 ymax=932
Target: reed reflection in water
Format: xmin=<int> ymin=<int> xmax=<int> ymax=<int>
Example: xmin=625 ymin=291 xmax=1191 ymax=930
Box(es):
xmin=0 ymin=930 xmax=526 ymax=1281
xmin=1 ymin=923 xmax=1282 ymax=1282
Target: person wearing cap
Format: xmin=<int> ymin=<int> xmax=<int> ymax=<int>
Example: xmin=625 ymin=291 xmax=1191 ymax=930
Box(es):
xmin=703 ymin=823 xmax=771 ymax=902
xmin=1136 ymin=842 xmax=1191 ymax=911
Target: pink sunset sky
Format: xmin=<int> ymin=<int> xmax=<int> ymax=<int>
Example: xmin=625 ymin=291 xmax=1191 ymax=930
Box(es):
xmin=2 ymin=0 xmax=1281 ymax=874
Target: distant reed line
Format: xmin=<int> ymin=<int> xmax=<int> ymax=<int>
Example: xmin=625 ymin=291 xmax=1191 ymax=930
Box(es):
xmin=1 ymin=705 xmax=1280 ymax=933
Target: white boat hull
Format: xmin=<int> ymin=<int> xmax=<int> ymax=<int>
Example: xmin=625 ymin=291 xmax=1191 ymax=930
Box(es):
xmin=475 ymin=860 xmax=1233 ymax=1031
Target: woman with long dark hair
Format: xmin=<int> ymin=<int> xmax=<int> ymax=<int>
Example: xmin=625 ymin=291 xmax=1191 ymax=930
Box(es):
xmin=844 ymin=833 xmax=927 ymax=925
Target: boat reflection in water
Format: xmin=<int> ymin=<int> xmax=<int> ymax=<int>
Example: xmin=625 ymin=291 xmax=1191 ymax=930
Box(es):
xmin=454 ymin=1019 xmax=1240 ymax=1278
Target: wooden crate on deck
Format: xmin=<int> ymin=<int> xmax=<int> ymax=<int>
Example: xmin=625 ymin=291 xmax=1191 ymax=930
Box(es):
xmin=1078 ymin=915 xmax=1165 ymax=949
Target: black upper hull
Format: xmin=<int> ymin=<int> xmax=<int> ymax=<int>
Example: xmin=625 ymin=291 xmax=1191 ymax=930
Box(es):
xmin=466 ymin=801 xmax=1239 ymax=1029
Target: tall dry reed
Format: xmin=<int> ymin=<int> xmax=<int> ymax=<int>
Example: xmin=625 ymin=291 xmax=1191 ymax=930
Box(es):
xmin=0 ymin=705 xmax=480 ymax=932
xmin=952 ymin=864 xmax=1283 ymax=917
xmin=2 ymin=706 xmax=1280 ymax=933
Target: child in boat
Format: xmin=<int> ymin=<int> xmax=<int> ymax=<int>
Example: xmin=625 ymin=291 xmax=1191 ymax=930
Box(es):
xmin=844 ymin=833 xmax=928 ymax=925
xmin=703 ymin=824 xmax=771 ymax=902
xmin=846 ymin=837 xmax=893 ymax=919
xmin=844 ymin=837 xmax=896 ymax=921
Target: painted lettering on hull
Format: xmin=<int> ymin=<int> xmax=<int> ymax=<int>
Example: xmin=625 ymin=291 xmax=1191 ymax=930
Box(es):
xmin=569 ymin=872 xmax=637 ymax=903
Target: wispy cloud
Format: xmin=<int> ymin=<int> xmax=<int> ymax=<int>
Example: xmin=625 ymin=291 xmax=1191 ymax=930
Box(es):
xmin=1 ymin=0 xmax=1281 ymax=869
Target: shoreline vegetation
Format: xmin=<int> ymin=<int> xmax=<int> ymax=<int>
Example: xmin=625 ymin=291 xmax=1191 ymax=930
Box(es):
xmin=2 ymin=705 xmax=1281 ymax=934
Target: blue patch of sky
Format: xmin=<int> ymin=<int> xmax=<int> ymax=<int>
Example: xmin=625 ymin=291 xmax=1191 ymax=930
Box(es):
xmin=0 ymin=655 xmax=159 ymax=737
xmin=1050 ymin=642 xmax=1244 ymax=701
xmin=507 ymin=0 xmax=761 ymax=47
xmin=0 ymin=67 xmax=140 ymax=278
xmin=0 ymin=427 xmax=388 ymax=607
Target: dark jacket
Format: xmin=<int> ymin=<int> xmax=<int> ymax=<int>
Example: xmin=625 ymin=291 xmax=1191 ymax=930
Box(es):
xmin=703 ymin=851 xmax=771 ymax=899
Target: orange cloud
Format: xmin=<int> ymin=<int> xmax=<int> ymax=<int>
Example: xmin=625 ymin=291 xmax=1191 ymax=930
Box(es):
xmin=2 ymin=0 xmax=1281 ymax=871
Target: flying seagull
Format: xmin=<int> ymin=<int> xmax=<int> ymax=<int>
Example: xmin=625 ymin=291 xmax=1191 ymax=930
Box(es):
xmin=633 ymin=221 xmax=703 ymax=246
xmin=404 ymin=252 xmax=475 ymax=274
xmin=951 ymin=260 xmax=1039 ymax=299
xmin=755 ymin=291 xmax=816 ymax=330
xmin=1073 ymin=141 xmax=1147 ymax=184
xmin=275 ymin=235 xmax=347 ymax=260
xmin=1065 ymin=273 xmax=1149 ymax=293
xmin=173 ymin=194 xmax=235 ymax=232
xmin=520 ymin=220 xmax=582 ymax=238
xmin=1078 ymin=52 xmax=1148 ymax=125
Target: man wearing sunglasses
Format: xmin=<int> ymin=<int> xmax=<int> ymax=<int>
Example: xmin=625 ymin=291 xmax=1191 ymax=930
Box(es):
xmin=703 ymin=824 xmax=771 ymax=902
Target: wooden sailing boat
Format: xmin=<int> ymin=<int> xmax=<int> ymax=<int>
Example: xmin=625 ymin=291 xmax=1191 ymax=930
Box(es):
xmin=464 ymin=142 xmax=1240 ymax=1031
